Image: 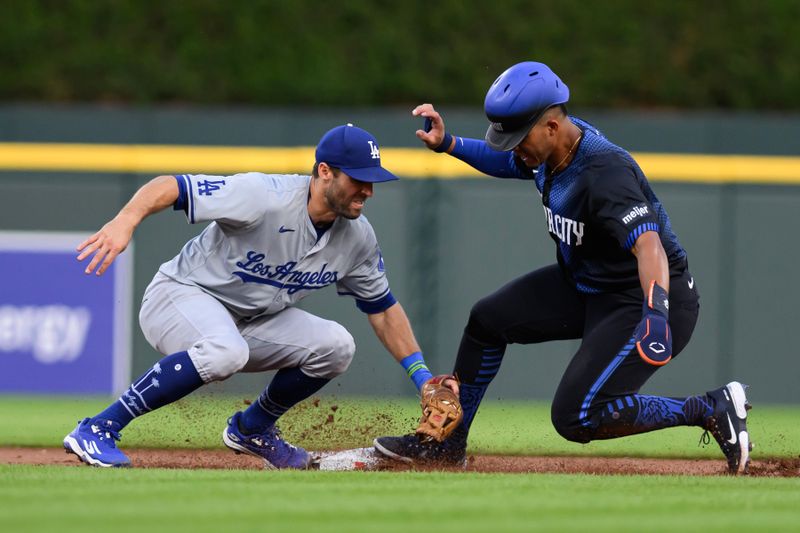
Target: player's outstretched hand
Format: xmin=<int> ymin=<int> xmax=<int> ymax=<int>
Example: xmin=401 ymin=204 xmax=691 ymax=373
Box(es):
xmin=77 ymin=215 xmax=136 ymax=275
xmin=412 ymin=104 xmax=446 ymax=150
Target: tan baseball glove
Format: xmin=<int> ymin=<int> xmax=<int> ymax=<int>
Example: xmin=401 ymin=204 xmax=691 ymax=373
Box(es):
xmin=416 ymin=375 xmax=463 ymax=442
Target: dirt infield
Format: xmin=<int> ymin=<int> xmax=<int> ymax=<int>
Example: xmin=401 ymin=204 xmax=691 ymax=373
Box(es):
xmin=2 ymin=447 xmax=798 ymax=477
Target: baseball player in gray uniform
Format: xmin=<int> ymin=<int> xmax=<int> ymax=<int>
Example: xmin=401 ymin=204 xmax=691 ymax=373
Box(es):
xmin=64 ymin=124 xmax=445 ymax=469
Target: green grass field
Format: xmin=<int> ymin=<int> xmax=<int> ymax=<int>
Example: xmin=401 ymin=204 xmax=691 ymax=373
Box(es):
xmin=1 ymin=395 xmax=799 ymax=532
xmin=2 ymin=394 xmax=799 ymax=458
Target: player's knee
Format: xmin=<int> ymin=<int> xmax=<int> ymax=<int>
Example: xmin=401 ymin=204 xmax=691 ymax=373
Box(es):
xmin=551 ymin=415 xmax=591 ymax=444
xmin=465 ymin=297 xmax=505 ymax=344
xmin=326 ymin=324 xmax=356 ymax=376
xmin=550 ymin=404 xmax=592 ymax=444
xmin=189 ymin=334 xmax=249 ymax=382
xmin=303 ymin=323 xmax=355 ymax=379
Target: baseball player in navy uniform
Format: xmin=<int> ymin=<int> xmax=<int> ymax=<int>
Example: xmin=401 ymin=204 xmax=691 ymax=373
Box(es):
xmin=374 ymin=62 xmax=752 ymax=474
xmin=64 ymin=124 xmax=448 ymax=469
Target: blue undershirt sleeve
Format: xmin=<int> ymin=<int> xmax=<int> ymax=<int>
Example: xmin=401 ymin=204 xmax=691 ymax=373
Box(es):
xmin=355 ymin=291 xmax=397 ymax=314
xmin=172 ymin=175 xmax=189 ymax=214
xmin=449 ymin=137 xmax=533 ymax=179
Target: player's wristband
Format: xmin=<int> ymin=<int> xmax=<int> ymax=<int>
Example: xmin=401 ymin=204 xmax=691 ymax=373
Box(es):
xmin=423 ymin=117 xmax=454 ymax=153
xmin=400 ymin=352 xmax=433 ymax=391
xmin=433 ymin=132 xmax=454 ymax=153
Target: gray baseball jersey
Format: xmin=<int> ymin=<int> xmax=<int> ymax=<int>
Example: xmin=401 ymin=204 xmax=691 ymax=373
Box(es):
xmin=158 ymin=173 xmax=392 ymax=319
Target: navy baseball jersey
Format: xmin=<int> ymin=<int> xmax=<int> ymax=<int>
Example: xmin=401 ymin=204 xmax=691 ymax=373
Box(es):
xmin=448 ymin=117 xmax=687 ymax=293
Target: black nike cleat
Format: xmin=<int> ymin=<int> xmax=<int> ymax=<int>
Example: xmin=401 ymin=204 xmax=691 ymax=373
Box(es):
xmin=373 ymin=434 xmax=467 ymax=468
xmin=702 ymin=381 xmax=752 ymax=475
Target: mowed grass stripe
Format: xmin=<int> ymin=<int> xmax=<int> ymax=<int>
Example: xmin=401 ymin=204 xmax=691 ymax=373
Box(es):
xmin=1 ymin=466 xmax=798 ymax=533
xmin=1 ymin=142 xmax=800 ymax=183
xmin=1 ymin=396 xmax=798 ymax=459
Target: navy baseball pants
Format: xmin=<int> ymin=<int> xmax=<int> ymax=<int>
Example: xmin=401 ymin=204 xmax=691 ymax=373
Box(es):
xmin=452 ymin=263 xmax=701 ymax=443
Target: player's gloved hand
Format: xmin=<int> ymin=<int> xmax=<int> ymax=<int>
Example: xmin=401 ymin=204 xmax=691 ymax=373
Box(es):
xmin=633 ymin=280 xmax=672 ymax=366
xmin=416 ymin=374 xmax=463 ymax=442
xmin=412 ymin=104 xmax=453 ymax=152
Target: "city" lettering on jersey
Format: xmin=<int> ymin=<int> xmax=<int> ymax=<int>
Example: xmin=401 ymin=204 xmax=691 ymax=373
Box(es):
xmin=543 ymin=206 xmax=585 ymax=246
xmin=233 ymin=251 xmax=338 ymax=294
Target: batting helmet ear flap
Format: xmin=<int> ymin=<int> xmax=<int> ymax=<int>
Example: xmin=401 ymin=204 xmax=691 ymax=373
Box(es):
xmin=484 ymin=62 xmax=570 ymax=151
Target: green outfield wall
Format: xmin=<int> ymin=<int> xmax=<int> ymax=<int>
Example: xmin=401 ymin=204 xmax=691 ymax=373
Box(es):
xmin=1 ymin=105 xmax=798 ymax=403
xmin=1 ymin=1 xmax=798 ymax=110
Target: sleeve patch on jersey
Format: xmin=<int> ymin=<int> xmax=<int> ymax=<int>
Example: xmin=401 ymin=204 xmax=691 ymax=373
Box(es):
xmin=355 ymin=291 xmax=397 ymax=314
xmin=196 ymin=178 xmax=227 ymax=196
xmin=620 ymin=204 xmax=650 ymax=225
xmin=624 ymin=222 xmax=660 ymax=250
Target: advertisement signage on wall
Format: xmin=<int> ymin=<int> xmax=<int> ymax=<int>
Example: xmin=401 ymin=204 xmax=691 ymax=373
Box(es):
xmin=0 ymin=231 xmax=132 ymax=395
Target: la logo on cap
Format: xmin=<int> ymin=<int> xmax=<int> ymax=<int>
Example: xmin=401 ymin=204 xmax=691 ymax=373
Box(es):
xmin=315 ymin=123 xmax=398 ymax=183
xmin=367 ymin=140 xmax=380 ymax=160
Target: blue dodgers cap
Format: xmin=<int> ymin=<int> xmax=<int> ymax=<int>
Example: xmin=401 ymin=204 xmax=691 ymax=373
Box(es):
xmin=315 ymin=124 xmax=398 ymax=183
xmin=484 ymin=61 xmax=570 ymax=151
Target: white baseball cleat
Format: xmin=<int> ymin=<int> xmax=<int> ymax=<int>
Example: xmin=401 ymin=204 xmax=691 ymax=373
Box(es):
xmin=702 ymin=381 xmax=752 ymax=475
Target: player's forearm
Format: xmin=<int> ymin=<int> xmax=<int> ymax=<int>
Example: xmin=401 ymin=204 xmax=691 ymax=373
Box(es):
xmin=367 ymin=302 xmax=421 ymax=363
xmin=449 ymin=136 xmax=529 ymax=179
xmin=117 ymin=175 xmax=180 ymax=227
xmin=632 ymin=231 xmax=669 ymax=293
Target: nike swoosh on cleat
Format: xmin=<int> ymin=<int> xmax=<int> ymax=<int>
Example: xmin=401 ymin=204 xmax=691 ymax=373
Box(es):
xmin=725 ymin=413 xmax=737 ymax=444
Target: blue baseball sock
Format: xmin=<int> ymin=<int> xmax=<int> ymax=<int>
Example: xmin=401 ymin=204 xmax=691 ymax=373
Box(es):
xmin=239 ymin=367 xmax=330 ymax=434
xmin=592 ymin=394 xmax=714 ymax=439
xmin=449 ymin=334 xmax=507 ymax=444
xmin=94 ymin=351 xmax=204 ymax=430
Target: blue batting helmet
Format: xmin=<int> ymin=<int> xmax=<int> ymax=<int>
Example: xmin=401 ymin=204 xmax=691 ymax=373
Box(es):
xmin=484 ymin=62 xmax=569 ymax=151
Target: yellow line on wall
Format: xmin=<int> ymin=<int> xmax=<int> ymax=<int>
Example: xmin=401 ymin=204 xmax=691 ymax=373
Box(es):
xmin=0 ymin=142 xmax=799 ymax=184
